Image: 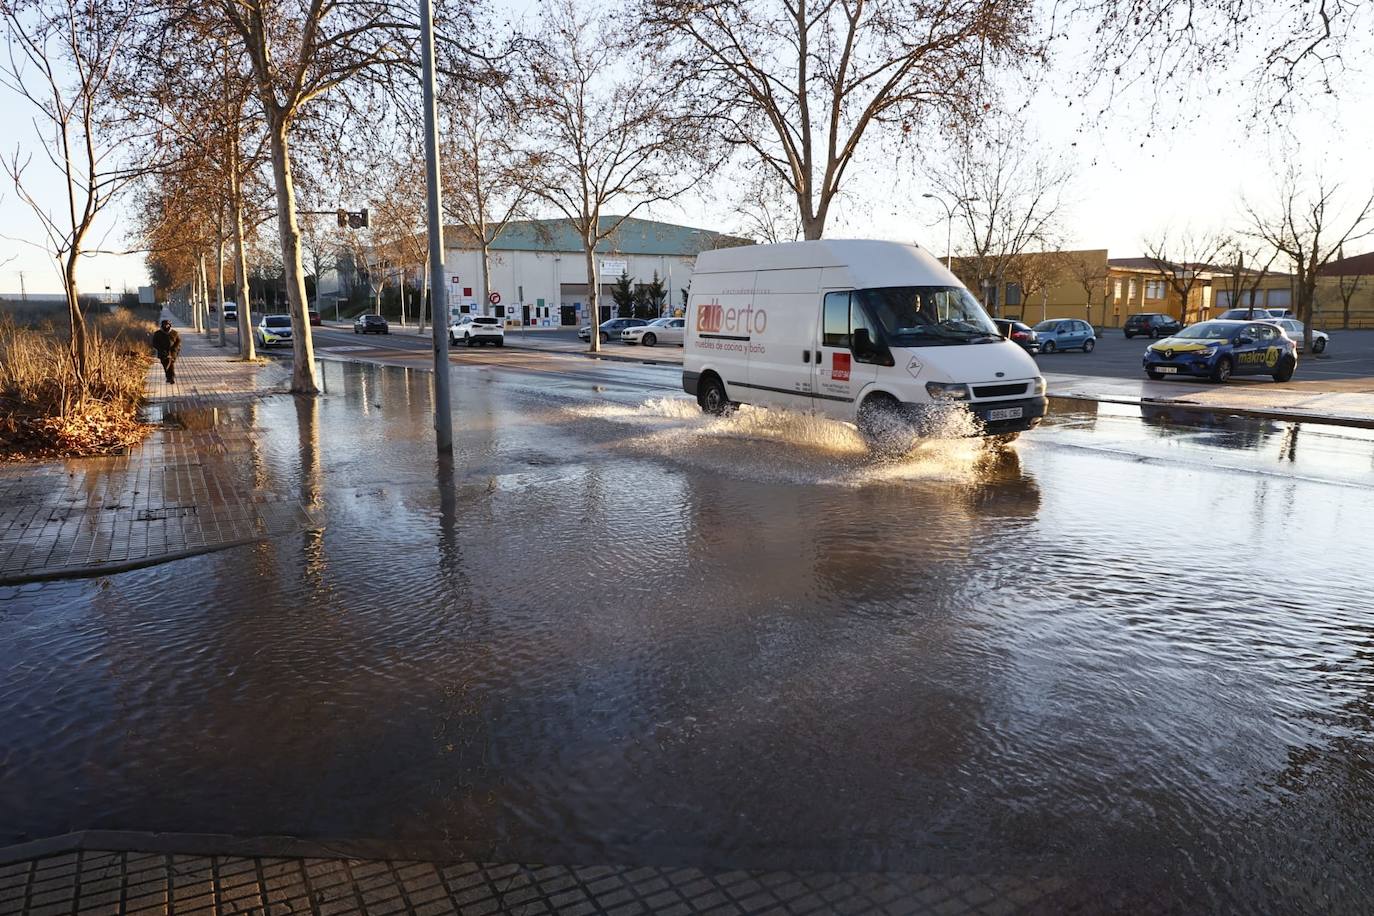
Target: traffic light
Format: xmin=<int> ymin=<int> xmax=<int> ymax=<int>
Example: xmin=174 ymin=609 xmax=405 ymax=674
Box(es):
xmin=349 ymin=208 xmax=369 ymax=229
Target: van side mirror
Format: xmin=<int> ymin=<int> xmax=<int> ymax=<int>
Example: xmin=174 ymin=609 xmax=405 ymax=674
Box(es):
xmin=852 ymin=327 xmax=874 ymax=356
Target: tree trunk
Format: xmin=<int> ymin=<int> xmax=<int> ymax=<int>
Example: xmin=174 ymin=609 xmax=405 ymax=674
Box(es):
xmin=585 ymin=245 xmax=600 ymax=353
xmin=480 ymin=242 xmax=492 ymax=319
xmin=200 ymin=253 xmax=213 ymax=338
xmin=266 ymin=115 xmax=318 ymax=395
xmin=231 ymin=147 xmax=256 ymax=360
xmin=63 ymin=253 xmax=88 ymax=404
xmin=216 ymin=230 xmax=227 ymax=348
xmin=419 ymin=252 xmax=430 ymax=333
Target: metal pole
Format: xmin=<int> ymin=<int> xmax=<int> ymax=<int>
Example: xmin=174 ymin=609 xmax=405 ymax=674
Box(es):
xmin=420 ymin=0 xmax=453 ymax=453
xmin=944 ymin=207 xmax=953 ymax=272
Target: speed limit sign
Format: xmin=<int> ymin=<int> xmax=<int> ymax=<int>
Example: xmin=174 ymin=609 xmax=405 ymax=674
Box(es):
xmin=489 ymin=291 xmax=501 ymax=305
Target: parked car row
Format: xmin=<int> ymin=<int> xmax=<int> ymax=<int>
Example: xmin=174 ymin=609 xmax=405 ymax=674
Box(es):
xmin=994 ymin=318 xmax=1097 ymax=355
xmin=577 ymin=317 xmax=687 ymax=346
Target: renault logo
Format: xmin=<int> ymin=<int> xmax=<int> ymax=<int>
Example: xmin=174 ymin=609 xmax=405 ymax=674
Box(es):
xmin=1164 ymin=349 xmax=1173 ymax=359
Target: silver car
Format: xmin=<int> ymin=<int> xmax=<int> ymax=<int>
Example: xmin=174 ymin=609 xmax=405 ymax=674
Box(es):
xmin=1263 ymin=318 xmax=1329 ymax=353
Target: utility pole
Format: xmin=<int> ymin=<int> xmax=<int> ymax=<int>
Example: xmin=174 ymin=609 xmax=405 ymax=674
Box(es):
xmin=18 ymin=271 xmax=26 ymax=302
xmin=420 ymin=0 xmax=452 ymax=453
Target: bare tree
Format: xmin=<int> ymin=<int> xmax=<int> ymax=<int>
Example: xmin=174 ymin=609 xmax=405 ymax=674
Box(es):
xmin=1334 ymin=269 xmax=1364 ymax=330
xmin=440 ymin=77 xmax=534 ymax=325
xmin=929 ymin=119 xmax=1072 ymax=316
xmin=1067 ymin=252 xmax=1110 ymax=329
xmin=732 ymin=170 xmax=803 ymax=245
xmin=210 ymin=0 xmax=414 ymax=394
xmin=1245 ymin=172 xmax=1374 ymax=350
xmin=1214 ymin=242 xmax=1278 ymax=321
xmin=1008 ymin=250 xmax=1070 ymax=324
xmin=1142 ymin=228 xmax=1229 ymax=324
xmin=522 ymin=0 xmax=706 ymax=353
xmin=1 ymin=0 xmax=156 ymax=394
xmin=641 ymin=0 xmax=1036 ymax=240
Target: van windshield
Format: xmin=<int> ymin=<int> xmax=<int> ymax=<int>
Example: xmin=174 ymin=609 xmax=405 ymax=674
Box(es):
xmin=856 ymin=287 xmax=1000 ymax=346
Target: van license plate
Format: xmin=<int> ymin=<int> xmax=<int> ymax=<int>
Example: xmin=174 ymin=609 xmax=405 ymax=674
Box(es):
xmin=987 ymin=407 xmax=1023 ymax=421
xmin=1155 ymin=366 xmax=1178 ymax=374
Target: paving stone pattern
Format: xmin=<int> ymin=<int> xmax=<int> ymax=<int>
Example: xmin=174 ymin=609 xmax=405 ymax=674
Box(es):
xmin=0 ymin=323 xmax=313 ymax=584
xmin=0 ymin=849 xmax=1073 ymax=916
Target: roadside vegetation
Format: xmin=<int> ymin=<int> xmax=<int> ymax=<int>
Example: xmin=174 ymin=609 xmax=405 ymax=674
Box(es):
xmin=0 ymin=308 xmax=156 ymax=460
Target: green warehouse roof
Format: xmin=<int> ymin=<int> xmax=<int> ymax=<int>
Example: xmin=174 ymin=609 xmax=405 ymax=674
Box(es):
xmin=446 ymin=217 xmax=750 ymax=257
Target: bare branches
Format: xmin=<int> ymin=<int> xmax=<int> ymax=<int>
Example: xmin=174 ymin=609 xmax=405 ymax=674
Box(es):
xmin=1243 ymin=169 xmax=1374 ymax=346
xmin=642 ymin=0 xmax=1040 ymax=238
xmin=1066 ymin=0 xmax=1372 ymax=118
xmin=1142 ymin=227 xmax=1229 ymax=323
xmin=521 ymin=0 xmax=710 ymax=351
xmin=928 ymin=117 xmax=1073 ymax=316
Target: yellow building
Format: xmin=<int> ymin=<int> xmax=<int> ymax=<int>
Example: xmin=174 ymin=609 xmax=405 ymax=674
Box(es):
xmin=950 ymin=249 xmax=1296 ymax=328
xmin=1317 ymin=250 xmax=1374 ymax=329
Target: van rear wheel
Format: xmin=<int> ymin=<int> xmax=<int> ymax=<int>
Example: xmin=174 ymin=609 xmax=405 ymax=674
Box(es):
xmin=698 ymin=376 xmax=730 ymax=415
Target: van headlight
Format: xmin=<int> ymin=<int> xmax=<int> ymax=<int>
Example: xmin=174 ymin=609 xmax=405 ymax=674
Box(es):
xmin=925 ymin=381 xmax=971 ymax=401
xmin=1033 ymin=377 xmax=1046 ymax=396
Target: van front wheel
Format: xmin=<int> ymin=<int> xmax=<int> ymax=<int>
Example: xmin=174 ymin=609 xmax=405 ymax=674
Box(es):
xmin=698 ymin=376 xmax=730 ymax=415
xmin=858 ymin=394 xmax=916 ymax=456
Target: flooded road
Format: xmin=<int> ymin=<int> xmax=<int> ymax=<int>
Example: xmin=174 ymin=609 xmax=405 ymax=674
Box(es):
xmin=2 ymin=356 xmax=1373 ymax=912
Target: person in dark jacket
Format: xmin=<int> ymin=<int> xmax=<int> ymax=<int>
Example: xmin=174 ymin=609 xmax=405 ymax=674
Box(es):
xmin=152 ymin=319 xmax=181 ymax=383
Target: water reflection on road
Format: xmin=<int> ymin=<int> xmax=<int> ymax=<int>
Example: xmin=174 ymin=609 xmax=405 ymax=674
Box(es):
xmin=1 ymin=360 xmax=1372 ymax=912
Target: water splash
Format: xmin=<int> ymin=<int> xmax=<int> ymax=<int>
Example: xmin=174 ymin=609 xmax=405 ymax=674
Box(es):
xmin=566 ymin=397 xmax=998 ymax=487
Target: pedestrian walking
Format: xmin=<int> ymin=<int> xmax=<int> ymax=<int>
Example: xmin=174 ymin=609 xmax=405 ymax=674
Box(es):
xmin=152 ymin=319 xmax=181 ymax=383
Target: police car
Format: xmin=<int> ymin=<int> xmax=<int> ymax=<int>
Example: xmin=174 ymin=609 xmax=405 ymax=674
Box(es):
xmin=1142 ymin=319 xmax=1297 ymax=383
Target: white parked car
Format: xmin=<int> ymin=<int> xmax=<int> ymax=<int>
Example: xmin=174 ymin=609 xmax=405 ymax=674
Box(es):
xmin=621 ymin=317 xmax=686 ymax=347
xmin=1263 ymin=317 xmax=1329 ymax=353
xmin=449 ymin=315 xmax=505 ymax=347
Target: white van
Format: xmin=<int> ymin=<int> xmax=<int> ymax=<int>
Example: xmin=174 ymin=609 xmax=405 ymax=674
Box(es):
xmin=682 ymin=240 xmax=1046 ymax=442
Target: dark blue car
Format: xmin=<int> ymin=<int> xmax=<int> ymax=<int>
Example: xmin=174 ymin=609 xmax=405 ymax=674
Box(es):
xmin=1143 ymin=319 xmax=1297 ymax=383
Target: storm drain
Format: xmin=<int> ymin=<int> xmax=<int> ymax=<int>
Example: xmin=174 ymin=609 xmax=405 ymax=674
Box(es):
xmin=137 ymin=505 xmax=198 ymax=521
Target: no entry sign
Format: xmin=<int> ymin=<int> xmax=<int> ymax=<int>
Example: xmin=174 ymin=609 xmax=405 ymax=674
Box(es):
xmin=489 ymin=291 xmax=501 ymax=305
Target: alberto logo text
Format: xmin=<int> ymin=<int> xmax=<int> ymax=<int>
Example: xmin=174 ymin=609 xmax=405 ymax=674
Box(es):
xmin=696 ymin=299 xmax=768 ymax=336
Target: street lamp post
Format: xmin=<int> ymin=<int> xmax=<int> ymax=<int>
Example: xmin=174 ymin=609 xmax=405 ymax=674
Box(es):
xmin=419 ymin=0 xmax=452 ymax=453
xmin=922 ymin=193 xmax=978 ymax=272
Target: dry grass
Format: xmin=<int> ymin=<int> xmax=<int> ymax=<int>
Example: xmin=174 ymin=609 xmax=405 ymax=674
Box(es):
xmin=0 ymin=309 xmax=156 ymax=460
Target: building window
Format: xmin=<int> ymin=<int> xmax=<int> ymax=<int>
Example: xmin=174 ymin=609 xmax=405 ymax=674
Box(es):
xmin=1114 ymin=279 xmax=1123 ymax=301
xmin=1266 ymin=288 xmax=1291 ymax=308
xmin=1216 ymin=290 xmax=1233 ymax=309
xmin=1005 ymin=282 xmax=1022 ymax=307
xmin=1128 ymin=279 xmax=1138 ymax=301
xmin=1145 ymin=280 xmax=1166 ymax=300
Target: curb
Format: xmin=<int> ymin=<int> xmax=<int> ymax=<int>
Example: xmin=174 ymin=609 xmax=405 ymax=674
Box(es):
xmin=1049 ymin=390 xmax=1374 ymax=430
xmin=498 ymin=339 xmax=684 ymax=369
xmin=0 ymin=831 xmax=421 ymax=868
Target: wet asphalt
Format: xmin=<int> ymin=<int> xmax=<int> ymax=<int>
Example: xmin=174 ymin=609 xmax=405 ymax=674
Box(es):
xmin=2 ymin=348 xmax=1372 ymax=912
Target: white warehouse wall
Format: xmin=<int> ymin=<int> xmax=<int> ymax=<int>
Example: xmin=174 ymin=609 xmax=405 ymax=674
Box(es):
xmin=442 ymin=248 xmax=699 ymax=325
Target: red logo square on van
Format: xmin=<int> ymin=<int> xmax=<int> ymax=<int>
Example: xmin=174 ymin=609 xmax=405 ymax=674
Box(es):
xmin=831 ymin=352 xmax=851 ymax=381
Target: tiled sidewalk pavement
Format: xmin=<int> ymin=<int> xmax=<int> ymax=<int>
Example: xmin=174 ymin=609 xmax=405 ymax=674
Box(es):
xmin=0 ymin=319 xmax=313 ymax=584
xmin=0 ymin=846 xmax=1074 ymax=915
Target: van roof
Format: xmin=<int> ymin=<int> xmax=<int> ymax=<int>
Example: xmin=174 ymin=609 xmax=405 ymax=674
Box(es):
xmin=693 ymin=239 xmax=958 ymax=288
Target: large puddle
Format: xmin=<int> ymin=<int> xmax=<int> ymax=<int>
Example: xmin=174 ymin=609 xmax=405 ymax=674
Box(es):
xmin=1 ymin=360 xmax=1371 ymax=911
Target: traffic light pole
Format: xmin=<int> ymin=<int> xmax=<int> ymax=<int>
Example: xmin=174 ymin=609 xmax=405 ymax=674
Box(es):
xmin=419 ymin=0 xmax=452 ymax=453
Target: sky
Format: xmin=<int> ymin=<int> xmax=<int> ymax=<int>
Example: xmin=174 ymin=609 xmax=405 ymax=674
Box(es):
xmin=2 ymin=1 xmax=1372 ymax=295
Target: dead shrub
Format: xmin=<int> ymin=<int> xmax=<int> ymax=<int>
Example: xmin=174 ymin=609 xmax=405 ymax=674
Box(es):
xmin=0 ymin=310 xmax=156 ymax=459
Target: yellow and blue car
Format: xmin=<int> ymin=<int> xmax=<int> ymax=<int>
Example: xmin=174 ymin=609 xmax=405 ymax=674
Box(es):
xmin=1143 ymin=319 xmax=1297 ymax=383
